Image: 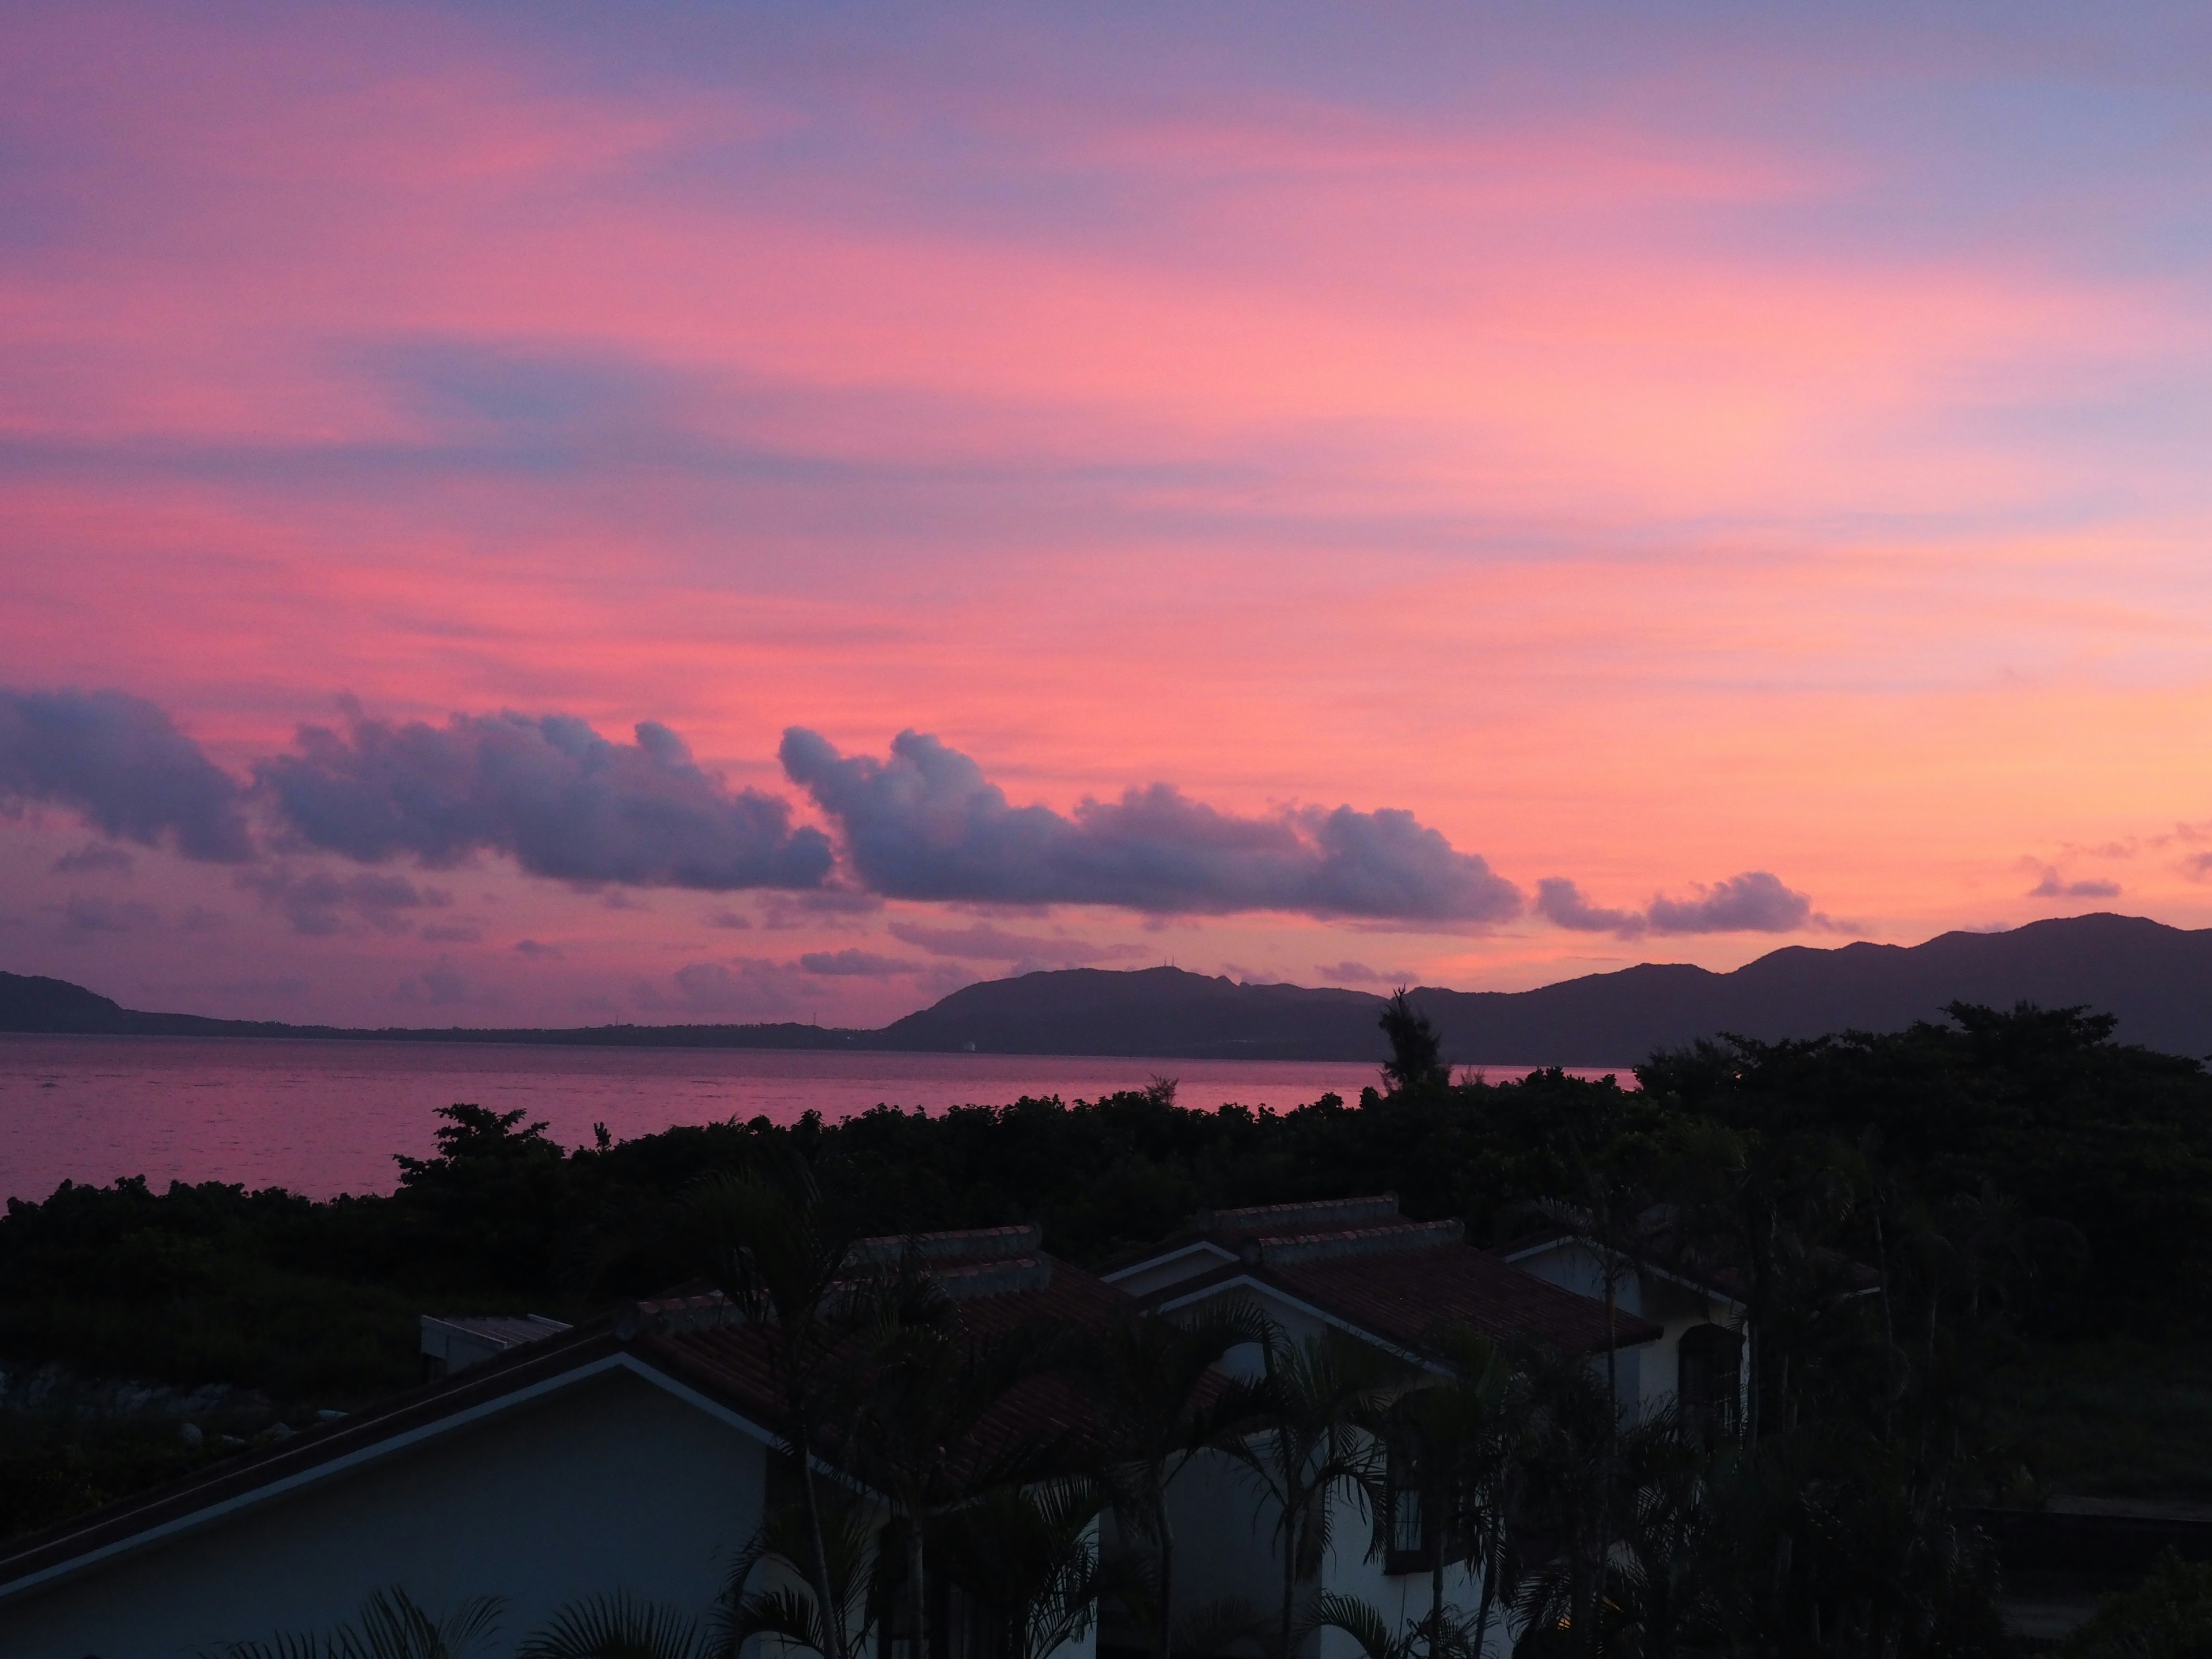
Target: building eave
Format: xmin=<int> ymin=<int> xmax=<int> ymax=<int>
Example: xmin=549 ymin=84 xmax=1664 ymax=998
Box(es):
xmin=0 ymin=1330 xmax=782 ymax=1607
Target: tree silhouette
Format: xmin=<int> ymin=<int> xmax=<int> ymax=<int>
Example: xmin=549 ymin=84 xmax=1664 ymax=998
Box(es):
xmin=1380 ymin=989 xmax=1448 ymax=1094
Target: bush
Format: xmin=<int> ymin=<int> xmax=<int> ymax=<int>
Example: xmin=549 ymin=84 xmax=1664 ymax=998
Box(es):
xmin=2062 ymin=1553 xmax=2212 ymax=1659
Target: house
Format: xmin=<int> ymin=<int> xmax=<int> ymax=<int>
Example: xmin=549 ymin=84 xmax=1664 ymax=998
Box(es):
xmin=418 ymin=1312 xmax=571 ymax=1381
xmin=1100 ymin=1196 xmax=1663 ymax=1659
xmin=1493 ymin=1221 xmax=1749 ymax=1434
xmin=0 ymin=1225 xmax=1123 ymax=1659
xmin=0 ymin=1202 xmax=1685 ymax=1659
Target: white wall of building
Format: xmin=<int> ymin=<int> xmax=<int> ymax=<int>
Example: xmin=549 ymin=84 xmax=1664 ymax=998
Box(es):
xmin=1507 ymin=1241 xmax=1737 ymax=1418
xmin=0 ymin=1362 xmax=769 ymax=1659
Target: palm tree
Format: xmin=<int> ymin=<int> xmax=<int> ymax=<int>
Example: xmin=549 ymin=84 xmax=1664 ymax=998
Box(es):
xmin=1226 ymin=1328 xmax=1405 ymax=1659
xmin=208 ymin=1587 xmax=504 ymax=1659
xmin=720 ymin=1493 xmax=889 ymax=1659
xmin=933 ymin=1477 xmax=1142 ymax=1659
xmin=1593 ymin=1410 xmax=1729 ymax=1659
xmin=841 ymin=1252 xmax=1060 ymax=1659
xmin=1388 ymin=1325 xmax=1514 ymax=1659
xmin=1524 ymin=1140 xmax=1658 ymax=1586
xmin=1510 ymin=1348 xmax=1620 ymax=1659
xmin=682 ymin=1155 xmax=865 ymax=1659
xmin=1074 ymin=1301 xmax=1271 ymax=1659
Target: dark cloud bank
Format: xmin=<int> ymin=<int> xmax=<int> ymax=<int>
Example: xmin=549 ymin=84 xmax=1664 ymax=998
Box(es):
xmin=0 ymin=689 xmax=252 ymax=862
xmin=257 ymin=707 xmax=832 ymax=890
xmin=1 ymin=687 xmax=1834 ymax=938
xmin=779 ymin=728 xmax=1522 ymax=923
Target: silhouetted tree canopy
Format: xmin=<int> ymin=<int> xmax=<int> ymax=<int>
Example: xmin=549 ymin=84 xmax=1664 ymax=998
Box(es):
xmin=1379 ymin=988 xmax=1448 ymax=1094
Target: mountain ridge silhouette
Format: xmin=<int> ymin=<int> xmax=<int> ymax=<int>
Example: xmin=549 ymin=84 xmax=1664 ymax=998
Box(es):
xmin=4 ymin=913 xmax=2206 ymax=1066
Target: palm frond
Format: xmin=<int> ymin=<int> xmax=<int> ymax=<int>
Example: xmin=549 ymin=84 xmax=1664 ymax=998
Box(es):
xmin=206 ymin=1636 xmax=329 ymax=1659
xmin=723 ymin=1585 xmax=833 ymax=1659
xmin=1173 ymin=1596 xmax=1274 ymax=1659
xmin=517 ymin=1589 xmax=707 ymax=1659
xmin=1298 ymin=1593 xmax=1415 ymax=1659
xmin=209 ymin=1588 xmax=506 ymax=1659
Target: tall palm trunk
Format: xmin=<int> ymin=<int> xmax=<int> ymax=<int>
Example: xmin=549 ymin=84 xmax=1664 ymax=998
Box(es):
xmin=1469 ymin=1522 xmax=1501 ymax=1659
xmin=794 ymin=1410 xmax=848 ymax=1659
xmin=1277 ymin=1431 xmax=1301 ymax=1659
xmin=1429 ymin=1509 xmax=1446 ymax=1659
xmin=1154 ymin=1497 xmax=1176 ymax=1659
xmin=907 ymin=1522 xmax=928 ymax=1659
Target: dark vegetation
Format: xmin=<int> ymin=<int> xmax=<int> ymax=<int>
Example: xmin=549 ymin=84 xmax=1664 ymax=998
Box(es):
xmin=7 ymin=999 xmax=2212 ymax=1654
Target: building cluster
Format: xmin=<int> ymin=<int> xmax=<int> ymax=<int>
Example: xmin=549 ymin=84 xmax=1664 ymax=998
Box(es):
xmin=0 ymin=1196 xmax=1748 ymax=1658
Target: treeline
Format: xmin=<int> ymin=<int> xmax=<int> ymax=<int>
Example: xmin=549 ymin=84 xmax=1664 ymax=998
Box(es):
xmin=2 ymin=1002 xmax=2210 ymax=1534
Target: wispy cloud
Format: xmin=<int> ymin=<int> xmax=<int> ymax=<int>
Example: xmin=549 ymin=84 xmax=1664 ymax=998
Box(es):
xmin=237 ymin=864 xmax=453 ymax=937
xmin=799 ymin=948 xmax=921 ymax=977
xmin=2026 ymin=863 xmax=2122 ymax=900
xmin=1535 ymin=872 xmax=1826 ymax=938
xmin=887 ymin=919 xmax=1141 ymax=965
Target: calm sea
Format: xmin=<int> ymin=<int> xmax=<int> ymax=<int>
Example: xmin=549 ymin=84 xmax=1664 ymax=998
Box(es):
xmin=0 ymin=1035 xmax=1630 ymax=1203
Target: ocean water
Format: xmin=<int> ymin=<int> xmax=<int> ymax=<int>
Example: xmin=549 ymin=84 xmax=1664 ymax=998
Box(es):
xmin=0 ymin=1035 xmax=1631 ymax=1202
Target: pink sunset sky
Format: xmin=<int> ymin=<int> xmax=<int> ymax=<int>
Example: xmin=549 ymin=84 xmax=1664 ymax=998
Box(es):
xmin=5 ymin=1 xmax=2212 ymax=1028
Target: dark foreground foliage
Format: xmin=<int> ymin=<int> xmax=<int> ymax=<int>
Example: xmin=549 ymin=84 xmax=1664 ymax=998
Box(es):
xmin=3 ymin=1002 xmax=2210 ymax=1551
xmin=2059 ymin=1553 xmax=2212 ymax=1659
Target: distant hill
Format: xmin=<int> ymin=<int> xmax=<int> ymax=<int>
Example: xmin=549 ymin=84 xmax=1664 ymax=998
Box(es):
xmin=1411 ymin=912 xmax=2212 ymax=1065
xmin=878 ymin=967 xmax=1381 ymax=1058
xmin=6 ymin=913 xmax=2210 ymax=1065
xmin=0 ymin=970 xmax=870 ymax=1050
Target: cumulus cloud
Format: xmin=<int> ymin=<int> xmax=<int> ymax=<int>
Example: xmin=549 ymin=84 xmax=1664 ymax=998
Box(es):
xmin=0 ymin=688 xmax=253 ymax=862
xmin=799 ymin=948 xmax=921 ymax=976
xmin=780 ymin=728 xmax=1521 ymax=924
xmin=703 ymin=907 xmax=755 ymax=930
xmin=886 ymin=919 xmax=1139 ymax=965
xmin=514 ymin=938 xmax=563 ymax=959
xmin=237 ymin=864 xmax=453 ymax=937
xmin=2027 ymin=864 xmax=2121 ymax=899
xmin=1533 ymin=878 xmax=1646 ymax=935
xmin=1536 ymin=871 xmax=1820 ymax=937
xmin=258 ymin=706 xmax=832 ymax=891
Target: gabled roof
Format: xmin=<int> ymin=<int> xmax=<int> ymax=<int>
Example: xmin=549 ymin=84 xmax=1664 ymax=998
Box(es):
xmin=0 ymin=1230 xmax=1131 ymax=1605
xmin=1116 ymin=1194 xmax=1663 ymax=1358
xmin=1145 ymin=1244 xmax=1660 ymax=1358
xmin=1098 ymin=1194 xmax=1415 ymax=1281
xmin=1495 ymin=1220 xmax=1880 ymax=1305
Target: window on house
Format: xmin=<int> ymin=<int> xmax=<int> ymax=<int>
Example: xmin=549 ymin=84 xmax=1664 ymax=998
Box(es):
xmin=944 ymin=1581 xmax=989 ymax=1659
xmin=1385 ymin=1435 xmax=1427 ymax=1572
xmin=1676 ymin=1323 xmax=1744 ymax=1442
xmin=879 ymin=1522 xmax=923 ymax=1659
xmin=879 ymin=1528 xmax=995 ymax=1659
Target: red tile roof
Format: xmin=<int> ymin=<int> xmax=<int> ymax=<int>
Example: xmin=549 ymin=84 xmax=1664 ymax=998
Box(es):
xmin=1148 ymin=1241 xmax=1661 ymax=1356
xmin=1494 ymin=1224 xmax=1880 ymax=1304
xmin=1111 ymin=1193 xmax=1660 ymax=1355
